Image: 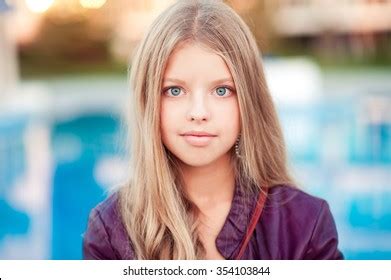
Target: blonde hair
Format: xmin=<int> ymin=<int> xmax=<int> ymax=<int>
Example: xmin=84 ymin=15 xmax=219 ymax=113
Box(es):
xmin=120 ymin=0 xmax=295 ymax=259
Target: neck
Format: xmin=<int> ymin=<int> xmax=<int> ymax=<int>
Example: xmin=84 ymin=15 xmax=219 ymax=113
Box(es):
xmin=180 ymin=153 xmax=236 ymax=210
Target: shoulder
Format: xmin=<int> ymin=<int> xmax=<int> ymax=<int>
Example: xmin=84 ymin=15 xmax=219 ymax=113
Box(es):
xmin=266 ymin=184 xmax=327 ymax=213
xmin=264 ymin=184 xmax=333 ymax=230
xmin=82 ymin=192 xmax=135 ymax=260
xmin=263 ymin=184 xmax=329 ymax=238
xmin=258 ymin=184 xmax=344 ymax=259
xmin=92 ymin=192 xmax=121 ymax=226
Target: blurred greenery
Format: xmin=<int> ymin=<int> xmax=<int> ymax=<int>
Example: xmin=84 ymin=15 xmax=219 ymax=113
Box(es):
xmin=274 ymin=36 xmax=391 ymax=69
xmin=18 ymin=7 xmax=123 ymax=78
xmin=17 ymin=1 xmax=391 ymax=79
xmin=20 ymin=56 xmax=127 ymax=78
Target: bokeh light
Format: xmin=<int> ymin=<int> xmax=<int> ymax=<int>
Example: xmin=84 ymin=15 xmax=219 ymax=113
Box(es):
xmin=25 ymin=0 xmax=54 ymax=13
xmin=79 ymin=0 xmax=106 ymax=9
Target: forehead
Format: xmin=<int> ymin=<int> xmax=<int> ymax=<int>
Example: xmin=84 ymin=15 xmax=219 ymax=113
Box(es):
xmin=163 ymin=42 xmax=233 ymax=81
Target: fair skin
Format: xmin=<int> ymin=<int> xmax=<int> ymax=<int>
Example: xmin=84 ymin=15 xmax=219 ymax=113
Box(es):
xmin=160 ymin=41 xmax=241 ymax=259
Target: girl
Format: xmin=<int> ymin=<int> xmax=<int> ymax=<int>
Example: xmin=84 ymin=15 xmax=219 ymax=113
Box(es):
xmin=83 ymin=0 xmax=343 ymax=260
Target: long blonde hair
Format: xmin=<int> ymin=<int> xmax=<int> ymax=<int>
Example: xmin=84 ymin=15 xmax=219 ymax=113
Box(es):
xmin=120 ymin=0 xmax=295 ymax=259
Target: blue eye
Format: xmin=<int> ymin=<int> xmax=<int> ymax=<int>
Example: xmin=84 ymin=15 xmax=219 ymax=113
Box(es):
xmin=166 ymin=87 xmax=182 ymax=96
xmin=216 ymin=87 xmax=230 ymax=96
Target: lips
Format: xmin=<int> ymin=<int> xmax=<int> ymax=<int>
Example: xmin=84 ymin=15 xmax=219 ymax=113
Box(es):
xmin=180 ymin=131 xmax=217 ymax=147
xmin=180 ymin=131 xmax=217 ymax=137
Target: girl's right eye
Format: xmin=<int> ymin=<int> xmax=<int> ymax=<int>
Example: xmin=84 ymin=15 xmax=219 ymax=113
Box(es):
xmin=164 ymin=86 xmax=183 ymax=97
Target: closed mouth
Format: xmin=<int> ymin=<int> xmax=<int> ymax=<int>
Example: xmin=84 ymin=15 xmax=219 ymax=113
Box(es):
xmin=180 ymin=131 xmax=217 ymax=137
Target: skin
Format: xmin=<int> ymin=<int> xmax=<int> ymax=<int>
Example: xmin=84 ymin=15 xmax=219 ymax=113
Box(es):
xmin=160 ymin=42 xmax=241 ymax=258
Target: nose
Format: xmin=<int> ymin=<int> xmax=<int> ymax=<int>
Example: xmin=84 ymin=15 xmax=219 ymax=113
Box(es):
xmin=186 ymin=93 xmax=210 ymax=122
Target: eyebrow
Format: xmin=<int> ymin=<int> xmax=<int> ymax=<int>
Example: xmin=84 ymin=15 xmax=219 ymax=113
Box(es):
xmin=163 ymin=77 xmax=234 ymax=85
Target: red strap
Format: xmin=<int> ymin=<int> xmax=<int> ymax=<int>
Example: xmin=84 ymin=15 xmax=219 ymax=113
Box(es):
xmin=235 ymin=187 xmax=268 ymax=260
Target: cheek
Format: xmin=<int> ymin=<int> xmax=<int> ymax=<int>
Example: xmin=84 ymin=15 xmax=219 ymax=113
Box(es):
xmin=160 ymin=101 xmax=178 ymax=139
xmin=217 ymin=99 xmax=241 ymax=136
xmin=232 ymin=101 xmax=241 ymax=131
xmin=160 ymin=103 xmax=169 ymax=138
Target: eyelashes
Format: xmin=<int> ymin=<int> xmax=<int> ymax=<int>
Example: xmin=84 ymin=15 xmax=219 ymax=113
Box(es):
xmin=164 ymin=86 xmax=182 ymax=97
xmin=162 ymin=85 xmax=236 ymax=97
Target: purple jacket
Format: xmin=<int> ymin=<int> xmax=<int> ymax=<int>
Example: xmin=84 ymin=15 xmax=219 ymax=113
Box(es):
xmin=82 ymin=184 xmax=344 ymax=259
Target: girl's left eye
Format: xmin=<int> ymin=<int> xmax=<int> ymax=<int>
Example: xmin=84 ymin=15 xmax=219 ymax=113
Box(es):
xmin=215 ymin=86 xmax=233 ymax=97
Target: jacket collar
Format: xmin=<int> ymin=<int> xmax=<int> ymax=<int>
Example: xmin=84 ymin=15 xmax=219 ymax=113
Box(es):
xmin=215 ymin=182 xmax=258 ymax=259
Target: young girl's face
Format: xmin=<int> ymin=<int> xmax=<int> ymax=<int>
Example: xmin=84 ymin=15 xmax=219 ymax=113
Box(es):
xmin=160 ymin=42 xmax=240 ymax=167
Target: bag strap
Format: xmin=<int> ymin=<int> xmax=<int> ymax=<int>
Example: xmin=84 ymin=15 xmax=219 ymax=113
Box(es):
xmin=235 ymin=187 xmax=268 ymax=260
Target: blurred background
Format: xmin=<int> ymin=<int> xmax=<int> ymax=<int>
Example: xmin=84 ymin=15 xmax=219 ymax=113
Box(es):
xmin=0 ymin=0 xmax=390 ymax=259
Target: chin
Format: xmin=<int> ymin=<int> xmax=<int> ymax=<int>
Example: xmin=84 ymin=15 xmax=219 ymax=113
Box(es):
xmin=175 ymin=153 xmax=216 ymax=167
